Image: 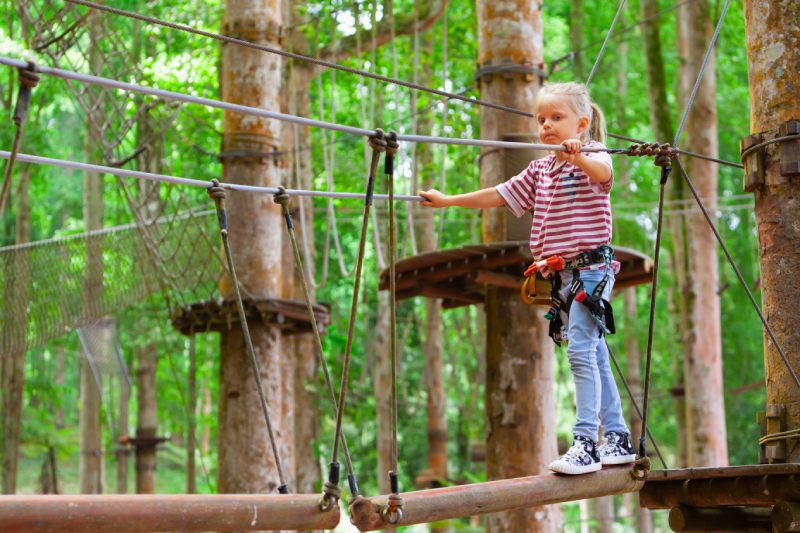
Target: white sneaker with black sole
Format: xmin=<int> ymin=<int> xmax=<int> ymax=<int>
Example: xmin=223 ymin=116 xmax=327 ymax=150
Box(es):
xmin=548 ymin=435 xmax=601 ymax=475
xmin=598 ymin=431 xmax=637 ymax=465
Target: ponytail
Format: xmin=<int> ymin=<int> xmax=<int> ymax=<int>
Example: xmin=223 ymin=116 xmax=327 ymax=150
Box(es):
xmin=589 ymin=102 xmax=607 ymax=145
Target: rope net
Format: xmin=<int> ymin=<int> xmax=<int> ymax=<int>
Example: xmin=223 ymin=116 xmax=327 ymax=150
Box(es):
xmin=0 ymin=210 xmax=220 ymax=355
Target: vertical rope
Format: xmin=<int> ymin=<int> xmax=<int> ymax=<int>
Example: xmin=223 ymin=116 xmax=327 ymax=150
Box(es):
xmin=0 ymin=63 xmax=39 ymax=220
xmin=638 ymin=162 xmax=671 ymax=458
xmin=273 ymin=188 xmax=360 ymax=498
xmin=206 ymin=180 xmax=288 ymax=494
xmin=324 ymin=131 xmax=386 ymax=506
xmin=384 ymin=132 xmax=403 ymax=524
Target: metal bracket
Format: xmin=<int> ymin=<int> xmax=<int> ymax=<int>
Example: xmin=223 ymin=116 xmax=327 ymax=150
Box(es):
xmin=779 ymin=120 xmax=800 ymax=177
xmin=741 ymin=132 xmax=765 ymax=192
xmin=758 ymin=403 xmax=787 ymax=463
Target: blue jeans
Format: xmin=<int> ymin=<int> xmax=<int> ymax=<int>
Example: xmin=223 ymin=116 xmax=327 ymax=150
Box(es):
xmin=558 ymin=268 xmax=629 ymax=440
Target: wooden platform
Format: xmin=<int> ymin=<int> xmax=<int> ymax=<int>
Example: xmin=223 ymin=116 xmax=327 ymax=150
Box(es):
xmin=378 ymin=242 xmax=653 ymax=307
xmin=641 ymin=463 xmax=800 ymax=509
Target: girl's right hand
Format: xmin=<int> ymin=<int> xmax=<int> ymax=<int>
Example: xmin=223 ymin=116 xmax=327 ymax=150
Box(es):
xmin=418 ymin=189 xmax=449 ymax=208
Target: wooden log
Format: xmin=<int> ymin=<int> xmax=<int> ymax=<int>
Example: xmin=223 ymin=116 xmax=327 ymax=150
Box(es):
xmin=640 ymin=473 xmax=800 ymax=509
xmin=349 ymin=466 xmax=645 ymax=531
xmin=773 ymin=501 xmax=800 ymax=533
xmin=0 ymin=494 xmax=340 ymax=532
xmin=668 ymin=506 xmax=771 ymax=532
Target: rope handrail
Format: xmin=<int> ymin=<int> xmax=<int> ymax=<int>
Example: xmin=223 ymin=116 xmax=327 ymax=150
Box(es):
xmin=0 ymin=56 xmax=627 ymax=154
xmin=63 ymin=0 xmax=528 ymax=118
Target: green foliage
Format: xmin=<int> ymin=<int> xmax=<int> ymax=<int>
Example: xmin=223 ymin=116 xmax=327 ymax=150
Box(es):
xmin=1 ymin=1 xmax=770 ymax=529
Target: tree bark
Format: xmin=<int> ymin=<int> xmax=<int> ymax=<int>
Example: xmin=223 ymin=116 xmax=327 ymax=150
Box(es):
xmin=373 ymin=291 xmax=393 ymax=498
xmin=218 ymin=0 xmax=294 ymax=495
xmin=476 ymin=3 xmax=559 ymax=531
xmin=135 ymin=345 xmax=157 ymax=494
xmin=677 ymin=0 xmax=727 ymax=467
xmin=1 ymin=165 xmax=30 ymax=494
xmin=743 ymin=0 xmax=800 ymax=462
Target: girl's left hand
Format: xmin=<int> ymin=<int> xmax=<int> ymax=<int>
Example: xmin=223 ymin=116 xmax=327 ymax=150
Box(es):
xmin=556 ymin=139 xmax=584 ymax=165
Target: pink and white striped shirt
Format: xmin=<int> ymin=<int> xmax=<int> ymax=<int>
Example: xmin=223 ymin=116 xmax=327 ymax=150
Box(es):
xmin=496 ymin=141 xmax=613 ymax=261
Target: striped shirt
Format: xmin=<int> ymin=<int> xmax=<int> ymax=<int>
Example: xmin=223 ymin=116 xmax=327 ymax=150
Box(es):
xmin=496 ymin=141 xmax=613 ymax=261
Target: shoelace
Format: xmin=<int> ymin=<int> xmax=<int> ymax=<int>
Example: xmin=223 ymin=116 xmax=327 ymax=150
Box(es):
xmin=564 ymin=442 xmax=590 ymax=462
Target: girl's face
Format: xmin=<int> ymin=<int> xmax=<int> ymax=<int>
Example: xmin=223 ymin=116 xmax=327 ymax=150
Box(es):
xmin=535 ymin=94 xmax=589 ymax=145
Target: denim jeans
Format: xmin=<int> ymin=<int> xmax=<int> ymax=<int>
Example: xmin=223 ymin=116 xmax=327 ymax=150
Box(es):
xmin=558 ymin=267 xmax=629 ymax=441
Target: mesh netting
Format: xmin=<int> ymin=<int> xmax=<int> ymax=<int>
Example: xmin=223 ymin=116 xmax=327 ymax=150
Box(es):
xmin=0 ymin=210 xmax=220 ymax=355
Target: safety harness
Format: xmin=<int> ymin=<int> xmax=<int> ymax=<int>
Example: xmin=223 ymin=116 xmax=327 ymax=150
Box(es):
xmin=537 ymin=246 xmax=616 ymax=346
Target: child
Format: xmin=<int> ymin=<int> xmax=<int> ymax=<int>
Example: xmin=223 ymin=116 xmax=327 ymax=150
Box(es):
xmin=419 ymin=82 xmax=635 ymax=475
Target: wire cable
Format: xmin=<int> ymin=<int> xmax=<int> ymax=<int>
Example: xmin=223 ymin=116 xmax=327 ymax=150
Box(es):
xmin=585 ymin=0 xmax=628 ymax=86
xmin=63 ymin=0 xmax=529 ymax=118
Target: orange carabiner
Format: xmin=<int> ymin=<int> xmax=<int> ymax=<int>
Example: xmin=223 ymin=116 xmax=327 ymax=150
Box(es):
xmin=521 ymin=276 xmax=536 ymax=305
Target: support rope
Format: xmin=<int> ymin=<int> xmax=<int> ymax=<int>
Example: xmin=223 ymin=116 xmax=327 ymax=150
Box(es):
xmin=672 ymin=0 xmax=731 ymax=145
xmin=674 ymin=158 xmax=800 ymax=391
xmin=638 ymin=158 xmax=672 ymax=459
xmin=63 ymin=0 xmax=528 ymax=118
xmin=604 ymin=340 xmax=667 ymax=468
xmin=384 ymin=132 xmax=404 ymax=525
xmin=206 ymin=180 xmax=289 ymax=494
xmin=324 ymin=130 xmax=386 ymax=509
xmin=0 ymin=62 xmax=38 ymax=220
xmin=585 ymin=0 xmax=628 ymax=87
xmin=272 ymin=188 xmax=360 ymax=500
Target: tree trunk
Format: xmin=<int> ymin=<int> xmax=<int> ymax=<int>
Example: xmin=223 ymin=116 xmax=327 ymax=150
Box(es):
xmin=677 ymin=0 xmax=727 ymax=468
xmin=592 ymin=496 xmax=614 ymax=533
xmin=743 ymin=0 xmax=800 ymax=462
xmin=476 ymin=3 xmax=559 ymax=532
xmin=569 ymin=0 xmax=585 ymax=79
xmin=218 ymin=0 xmax=294 ymax=495
xmin=1 ymin=165 xmax=30 ymax=494
xmin=135 ymin=346 xmax=157 ymax=494
xmin=118 ymin=357 xmax=129 ymax=494
xmin=187 ymin=337 xmax=197 ymax=494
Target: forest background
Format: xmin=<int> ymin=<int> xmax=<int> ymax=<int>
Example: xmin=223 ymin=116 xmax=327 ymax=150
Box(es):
xmin=0 ymin=0 xmax=761 ymax=530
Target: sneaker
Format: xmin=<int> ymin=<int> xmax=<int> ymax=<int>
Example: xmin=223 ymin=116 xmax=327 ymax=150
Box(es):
xmin=548 ymin=435 xmax=601 ymax=475
xmin=598 ymin=431 xmax=636 ymax=465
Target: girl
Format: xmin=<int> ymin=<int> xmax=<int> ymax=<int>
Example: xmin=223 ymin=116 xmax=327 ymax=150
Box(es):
xmin=419 ymin=82 xmax=635 ymax=475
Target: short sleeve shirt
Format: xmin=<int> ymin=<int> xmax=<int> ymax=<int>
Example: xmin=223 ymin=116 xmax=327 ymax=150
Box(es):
xmin=495 ymin=141 xmax=613 ymax=260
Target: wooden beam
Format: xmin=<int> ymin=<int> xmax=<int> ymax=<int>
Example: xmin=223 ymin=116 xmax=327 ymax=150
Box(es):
xmin=472 ymin=270 xmax=521 ymax=290
xmin=386 ymin=250 xmax=526 ymax=292
xmin=668 ymin=506 xmax=771 ymax=532
xmin=0 ymin=494 xmax=340 ymax=532
xmin=348 ymin=465 xmax=645 ymax=531
xmin=640 ymin=473 xmax=800 ymax=509
xmin=420 ymin=284 xmax=483 ymax=304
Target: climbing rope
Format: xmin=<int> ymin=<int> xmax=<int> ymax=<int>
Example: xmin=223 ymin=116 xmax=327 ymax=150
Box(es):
xmin=63 ymin=0 xmax=525 ymax=118
xmin=384 ymin=131 xmax=404 ymax=525
xmin=585 ymin=0 xmax=628 ymax=87
xmin=272 ymin=187 xmax=361 ymax=504
xmin=0 ymin=61 xmax=39 ymax=220
xmin=324 ymin=130 xmax=387 ymax=509
xmin=206 ymin=180 xmax=289 ymax=494
xmin=638 ymin=154 xmax=674 ymax=459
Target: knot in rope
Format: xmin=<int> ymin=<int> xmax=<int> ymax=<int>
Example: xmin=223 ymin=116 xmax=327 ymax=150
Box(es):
xmin=319 ymin=481 xmax=341 ymax=511
xmin=382 ymin=493 xmax=404 ymax=524
xmin=385 ymin=131 xmax=399 ymax=157
xmin=625 ymin=142 xmax=677 ymax=164
xmin=369 ymin=128 xmax=387 ymax=153
xmin=272 ymin=186 xmax=290 ymax=206
xmin=18 ymin=62 xmax=40 ymax=89
xmin=207 ymin=179 xmax=227 ymax=200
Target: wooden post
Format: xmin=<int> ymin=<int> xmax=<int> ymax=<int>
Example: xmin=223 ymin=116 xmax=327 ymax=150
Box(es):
xmin=0 ymin=494 xmax=340 ymax=532
xmin=475 ymin=2 xmax=558 ymax=531
xmin=743 ymin=0 xmax=800 ymax=463
xmin=218 ymin=0 xmax=293 ymax=494
xmin=349 ymin=466 xmax=644 ymax=531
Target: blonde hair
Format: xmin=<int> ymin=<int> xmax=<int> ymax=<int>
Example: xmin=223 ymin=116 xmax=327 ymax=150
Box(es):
xmin=534 ymin=82 xmax=607 ymax=145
